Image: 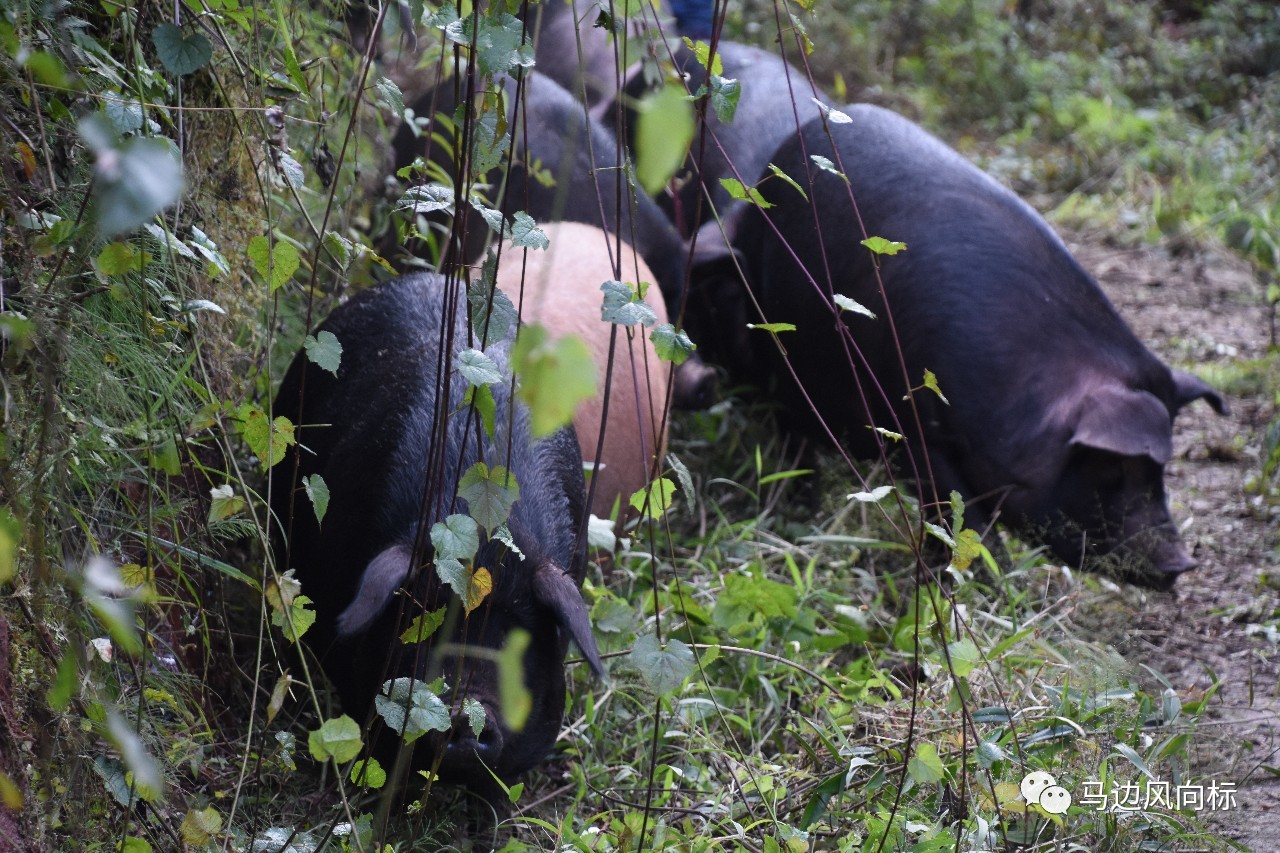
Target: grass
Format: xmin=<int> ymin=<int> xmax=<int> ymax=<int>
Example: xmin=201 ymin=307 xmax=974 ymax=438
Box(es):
xmin=0 ymin=0 xmax=1273 ymax=849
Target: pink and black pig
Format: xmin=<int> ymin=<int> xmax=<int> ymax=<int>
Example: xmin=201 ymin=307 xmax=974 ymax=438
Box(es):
xmin=394 ymin=70 xmax=716 ymax=409
xmin=271 ymin=272 xmax=603 ymax=801
xmin=498 ymin=222 xmax=670 ymax=519
xmin=692 ymin=104 xmax=1225 ymax=589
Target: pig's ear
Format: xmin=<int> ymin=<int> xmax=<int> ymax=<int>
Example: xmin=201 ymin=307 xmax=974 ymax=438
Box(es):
xmin=1070 ymin=384 xmax=1173 ymax=465
xmin=336 ymin=544 xmax=413 ymax=637
xmin=688 ymin=210 xmax=748 ymax=283
xmin=1171 ymin=368 xmax=1228 ymax=416
xmin=534 ymin=561 xmax=605 ymax=677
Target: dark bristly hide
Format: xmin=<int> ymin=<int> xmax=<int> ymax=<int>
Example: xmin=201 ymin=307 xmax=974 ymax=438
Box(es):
xmin=692 ymin=103 xmax=1226 ymax=588
xmin=271 ymin=272 xmax=602 ymax=802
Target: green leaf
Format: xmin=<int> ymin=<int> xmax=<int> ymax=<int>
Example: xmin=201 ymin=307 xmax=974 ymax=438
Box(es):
xmin=399 ymin=606 xmax=448 ymax=644
xmin=397 ymin=183 xmax=455 ymax=215
xmin=834 ymin=293 xmax=875 ymax=319
xmin=815 ymin=100 xmax=852 ymax=124
xmin=464 ymin=383 xmax=497 ymax=439
xmin=322 ymin=230 xmax=354 ymax=270
xmin=239 ymin=406 xmax=295 ymax=469
xmin=270 ymin=593 xmax=316 ymax=644
xmin=631 ymin=633 xmax=694 ymax=695
xmin=907 ymin=742 xmax=948 ymax=784
xmin=434 ymin=556 xmax=470 ymax=602
xmin=179 ymin=805 xmax=222 ymax=846
xmin=120 ymin=837 xmax=152 ymax=853
xmin=469 ymin=252 xmax=519 ymax=343
xmin=946 ymin=638 xmax=981 ymax=677
xmin=106 ymin=710 xmax=163 ymax=802
xmin=462 ymin=698 xmax=486 ymax=738
xmin=860 ymin=236 xmax=907 ymax=256
xmin=95 ymin=242 xmax=146 ymax=276
xmin=720 ymin=177 xmax=773 ymax=209
xmin=810 ymin=154 xmax=846 ymax=180
xmin=951 ymin=528 xmax=983 ymax=571
xmin=208 ymin=483 xmax=247 ymax=523
xmin=303 ymin=330 xmax=342 ymax=376
xmin=686 ymin=38 xmax=724 ymax=76
xmin=81 ymin=118 xmax=184 ymax=238
xmin=303 ymin=474 xmax=329 ymax=525
xmin=445 ymin=13 xmax=535 ymax=77
xmin=375 ymin=678 xmax=451 ymax=743
xmin=510 ymin=212 xmax=549 ymax=249
xmin=720 ymin=571 xmax=798 ymax=621
xmin=104 ymin=95 xmax=143 ymax=134
xmin=636 ymin=85 xmax=695 ymax=195
xmin=601 ymin=280 xmax=658 ymax=327
xmin=1112 ymin=742 xmax=1155 ymax=779
xmin=497 ymin=630 xmax=533 ymax=730
xmin=152 ymin=23 xmax=212 ymax=76
xmin=748 ymin=322 xmax=796 ymax=333
xmin=0 ymin=508 xmax=19 ymax=587
xmin=472 ymin=200 xmax=506 ymax=235
xmin=307 ymin=715 xmax=364 ymax=763
xmin=373 ymin=76 xmax=404 ymax=118
xmin=512 ymin=324 xmax=597 ymax=437
xmin=975 ymin=740 xmax=1004 ymax=768
xmin=247 ymin=236 xmax=300 ymax=291
xmin=922 ymin=369 xmax=948 ymax=404
xmin=709 ymin=75 xmax=741 ymax=124
xmin=667 ymin=452 xmax=694 ymax=504
xmin=650 ymin=323 xmax=695 ymax=365
xmin=458 ymin=462 xmax=520 ymax=532
xmin=766 ymin=163 xmax=807 ymax=200
xmin=457 ymin=348 xmax=503 ymax=387
xmin=431 ymin=514 xmax=480 ymax=562
xmin=46 ymin=651 xmax=77 ymax=711
xmin=350 ymin=757 xmax=387 ymax=789
xmin=629 ymin=477 xmax=676 ymax=519
xmin=492 ymin=525 xmax=524 ymax=561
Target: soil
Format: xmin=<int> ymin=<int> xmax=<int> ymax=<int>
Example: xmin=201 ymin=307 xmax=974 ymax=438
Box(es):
xmin=1067 ymin=233 xmax=1279 ymax=850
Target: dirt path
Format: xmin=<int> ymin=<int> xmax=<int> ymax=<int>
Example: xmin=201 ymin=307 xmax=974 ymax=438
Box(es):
xmin=1070 ymin=234 xmax=1279 ymax=849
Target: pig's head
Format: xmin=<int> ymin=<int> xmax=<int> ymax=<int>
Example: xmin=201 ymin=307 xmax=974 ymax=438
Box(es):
xmin=334 ymin=533 xmax=603 ymax=797
xmin=994 ymin=368 xmax=1225 ymax=590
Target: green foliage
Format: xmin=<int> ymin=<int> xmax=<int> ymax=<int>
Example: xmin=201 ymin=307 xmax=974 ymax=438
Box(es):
xmin=458 ymin=461 xmax=519 ymax=532
xmin=511 ymin=323 xmax=598 ymax=437
xmin=635 ymin=84 xmax=696 ymax=195
xmin=308 ymin=715 xmax=364 ymax=764
xmin=1 ymin=0 xmax=1263 ymax=847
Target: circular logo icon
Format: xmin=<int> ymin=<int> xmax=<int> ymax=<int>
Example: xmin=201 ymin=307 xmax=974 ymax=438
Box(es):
xmin=1020 ymin=771 xmax=1057 ymax=805
xmin=1039 ymin=784 xmax=1073 ymax=815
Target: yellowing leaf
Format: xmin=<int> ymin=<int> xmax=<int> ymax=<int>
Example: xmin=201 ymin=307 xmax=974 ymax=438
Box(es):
xmin=466 ymin=566 xmax=492 ymax=614
xmin=923 ymin=369 xmax=949 ymax=404
xmin=179 ymin=805 xmax=222 ymax=846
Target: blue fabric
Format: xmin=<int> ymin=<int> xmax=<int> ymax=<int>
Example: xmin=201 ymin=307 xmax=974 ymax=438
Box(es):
xmin=670 ymin=0 xmax=714 ymax=39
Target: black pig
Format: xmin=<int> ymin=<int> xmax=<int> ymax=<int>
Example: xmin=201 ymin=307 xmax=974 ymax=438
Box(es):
xmin=608 ymin=40 xmax=831 ymax=236
xmin=394 ymin=69 xmax=715 ymax=408
xmin=693 ymin=104 xmax=1225 ymax=588
xmin=271 ymin=272 xmax=603 ymax=799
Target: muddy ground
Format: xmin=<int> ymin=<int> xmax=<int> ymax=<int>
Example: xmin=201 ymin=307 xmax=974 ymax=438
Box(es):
xmin=1068 ymin=233 xmax=1278 ymax=849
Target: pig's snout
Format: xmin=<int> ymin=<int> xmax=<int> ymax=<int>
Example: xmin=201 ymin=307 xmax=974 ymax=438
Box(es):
xmin=1120 ymin=525 xmax=1198 ymax=591
xmin=672 ymin=356 xmax=717 ymax=410
xmin=433 ymin=706 xmax=505 ymax=772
